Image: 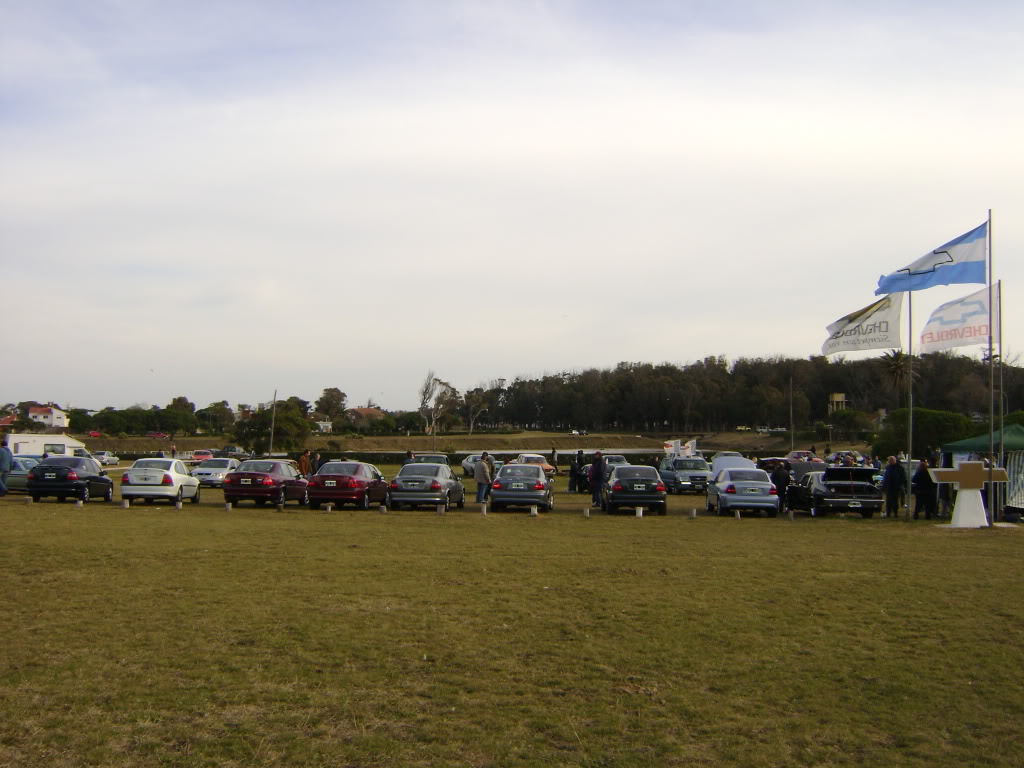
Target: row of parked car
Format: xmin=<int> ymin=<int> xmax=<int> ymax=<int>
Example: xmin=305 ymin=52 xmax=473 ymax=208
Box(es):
xmin=11 ymin=449 xmax=884 ymax=518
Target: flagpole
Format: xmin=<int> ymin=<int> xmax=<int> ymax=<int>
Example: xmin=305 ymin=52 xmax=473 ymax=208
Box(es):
xmin=998 ymin=279 xmax=1004 ymax=518
xmin=906 ymin=290 xmax=913 ymax=521
xmin=987 ymin=209 xmax=994 ymax=525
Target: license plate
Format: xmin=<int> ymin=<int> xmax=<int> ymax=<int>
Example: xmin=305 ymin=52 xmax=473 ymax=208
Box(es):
xmin=849 ymin=501 xmax=862 ymax=507
xmin=325 ymin=480 xmax=336 ymax=487
xmin=241 ymin=478 xmax=251 ymax=485
xmin=746 ymin=488 xmax=760 ymax=494
xmin=634 ymin=484 xmax=646 ymax=490
xmin=45 ymin=473 xmax=56 ymax=479
xmin=511 ymin=482 xmax=525 ymax=489
xmin=406 ymin=482 xmax=421 ymax=488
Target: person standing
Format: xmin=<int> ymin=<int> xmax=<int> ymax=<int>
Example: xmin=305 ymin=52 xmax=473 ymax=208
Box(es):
xmin=770 ymin=462 xmax=791 ymax=514
xmin=912 ymin=459 xmax=937 ymax=520
xmin=402 ymin=450 xmax=415 ymax=465
xmin=0 ymin=438 xmax=13 ymax=496
xmin=881 ymin=456 xmax=906 ymax=518
xmin=313 ymin=452 xmax=326 ymax=471
xmin=474 ymin=451 xmax=493 ymax=503
xmin=567 ymin=453 xmax=579 ymax=493
xmin=589 ymin=451 xmax=606 ymax=507
xmin=550 ymin=446 xmax=558 ymax=473
xmin=298 ymin=449 xmax=312 ymax=477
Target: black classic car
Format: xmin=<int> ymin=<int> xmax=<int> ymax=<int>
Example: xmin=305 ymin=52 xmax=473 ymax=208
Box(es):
xmin=786 ymin=467 xmax=883 ymax=518
xmin=25 ymin=457 xmax=115 ymax=503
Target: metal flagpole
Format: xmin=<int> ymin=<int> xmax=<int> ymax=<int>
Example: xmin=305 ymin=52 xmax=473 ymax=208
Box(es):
xmin=906 ymin=290 xmax=913 ymax=520
xmin=998 ymin=279 xmax=1004 ymax=518
xmin=268 ymin=389 xmax=278 ymax=456
xmin=789 ymin=375 xmax=795 ymax=451
xmin=987 ymin=210 xmax=994 ymax=525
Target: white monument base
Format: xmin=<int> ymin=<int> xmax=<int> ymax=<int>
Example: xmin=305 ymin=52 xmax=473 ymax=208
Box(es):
xmin=947 ymin=489 xmax=990 ymax=528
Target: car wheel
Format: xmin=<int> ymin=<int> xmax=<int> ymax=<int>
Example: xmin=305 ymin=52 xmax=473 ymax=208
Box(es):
xmin=382 ymin=493 xmax=390 ymax=511
xmin=360 ymin=492 xmax=370 ymax=510
xmin=191 ymin=485 xmax=201 ymax=504
xmin=275 ymin=489 xmax=286 ymax=506
xmin=79 ymin=487 xmax=90 ymax=502
xmin=705 ymin=497 xmax=714 ymax=513
xmin=546 ymin=495 xmax=554 ymax=512
xmin=298 ymin=489 xmax=309 ymax=507
xmin=175 ymin=487 xmax=184 ymax=505
xmin=443 ymin=494 xmax=451 ymax=513
xmin=456 ymin=494 xmax=465 ymax=509
xmin=103 ymin=485 xmax=113 ymax=503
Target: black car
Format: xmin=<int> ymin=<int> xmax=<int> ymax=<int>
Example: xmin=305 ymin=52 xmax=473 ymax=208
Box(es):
xmin=786 ymin=467 xmax=883 ymax=518
xmin=601 ymin=465 xmax=667 ymax=515
xmin=26 ymin=457 xmax=114 ymax=503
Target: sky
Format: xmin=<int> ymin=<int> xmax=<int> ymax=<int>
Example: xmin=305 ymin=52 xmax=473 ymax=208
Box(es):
xmin=3 ymin=0 xmax=1022 ymax=412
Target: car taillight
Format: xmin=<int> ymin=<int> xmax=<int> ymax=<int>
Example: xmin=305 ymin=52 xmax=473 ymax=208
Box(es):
xmin=224 ymin=474 xmax=235 ymax=484
xmin=725 ymin=484 xmax=737 ymax=494
xmin=342 ymin=478 xmax=364 ymax=489
xmin=533 ymin=482 xmax=546 ymax=490
xmin=492 ymin=481 xmax=502 ymax=489
xmin=261 ymin=476 xmax=274 ymax=486
xmin=27 ymin=471 xmax=36 ymax=480
xmin=121 ymin=474 xmax=131 ymax=485
xmin=655 ymin=482 xmax=666 ymax=492
xmin=430 ymin=480 xmax=442 ymax=490
xmin=612 ymin=482 xmax=624 ymax=491
xmin=65 ymin=471 xmax=79 ymax=480
xmin=161 ymin=474 xmax=173 ymax=485
xmin=308 ymin=479 xmax=320 ymax=487
xmin=390 ymin=481 xmax=399 ymax=489
xmin=769 ymin=486 xmax=778 ymax=495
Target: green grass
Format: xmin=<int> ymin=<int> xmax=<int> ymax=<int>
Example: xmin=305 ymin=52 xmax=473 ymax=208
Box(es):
xmin=1 ymin=483 xmax=1022 ymax=767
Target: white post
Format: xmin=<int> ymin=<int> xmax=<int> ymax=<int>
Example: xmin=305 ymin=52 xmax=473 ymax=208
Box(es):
xmin=276 ymin=503 xmax=285 ymax=513
xmin=583 ymin=508 xmax=590 ymax=518
xmin=121 ymin=498 xmax=129 ymax=509
xmin=378 ymin=504 xmax=387 ymax=514
xmin=734 ymin=509 xmax=741 ymax=520
xmin=175 ymin=501 xmax=183 ymax=510
xmin=436 ymin=504 xmax=445 ymax=516
xmin=75 ymin=500 xmax=83 ymax=508
xmin=224 ymin=502 xmax=232 ymax=511
xmin=788 ymin=508 xmax=794 ymax=521
xmin=689 ymin=508 xmax=696 ymax=519
xmin=481 ymin=502 xmax=487 ymax=516
xmin=26 ymin=496 xmax=33 ymax=505
xmin=635 ymin=507 xmax=643 ymax=517
xmin=325 ymin=503 xmax=333 ymax=513
xmin=530 ymin=506 xmax=538 ymax=517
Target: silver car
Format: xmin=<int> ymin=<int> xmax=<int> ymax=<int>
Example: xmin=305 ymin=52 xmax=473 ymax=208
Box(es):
xmin=489 ymin=464 xmax=553 ymax=512
xmin=93 ymin=451 xmax=120 ymax=466
xmin=389 ymin=463 xmax=465 ymax=511
xmin=192 ymin=458 xmax=241 ymax=487
xmin=5 ymin=457 xmax=39 ymax=492
xmin=706 ymin=468 xmax=779 ymax=517
xmin=460 ymin=454 xmax=484 ymax=477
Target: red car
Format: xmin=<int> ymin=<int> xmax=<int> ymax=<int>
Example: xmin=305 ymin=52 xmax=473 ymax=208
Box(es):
xmin=88 ymin=430 xmax=104 ymax=438
xmin=223 ymin=459 xmax=309 ymax=507
xmin=307 ymin=460 xmax=390 ymax=510
xmin=146 ymin=432 xmax=169 ymax=439
xmin=192 ymin=450 xmax=214 ymax=463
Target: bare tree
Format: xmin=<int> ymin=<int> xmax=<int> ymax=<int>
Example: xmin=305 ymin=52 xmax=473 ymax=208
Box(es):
xmin=418 ymin=370 xmax=458 ymax=438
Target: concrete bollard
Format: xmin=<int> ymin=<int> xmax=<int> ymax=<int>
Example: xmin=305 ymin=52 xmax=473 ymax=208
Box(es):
xmin=583 ymin=508 xmax=590 ymax=518
xmin=378 ymin=504 xmax=387 ymax=514
xmin=734 ymin=509 xmax=741 ymax=520
xmin=224 ymin=502 xmax=232 ymax=511
xmin=788 ymin=508 xmax=794 ymax=521
xmin=481 ymin=502 xmax=488 ymax=516
xmin=636 ymin=507 xmax=644 ymax=517
xmin=175 ymin=501 xmax=183 ymax=511
xmin=689 ymin=508 xmax=697 ymax=519
xmin=436 ymin=504 xmax=446 ymax=516
xmin=75 ymin=499 xmax=83 ymax=508
xmin=277 ymin=503 xmax=285 ymax=513
xmin=325 ymin=503 xmax=333 ymax=513
xmin=25 ymin=495 xmax=33 ymax=505
xmin=530 ymin=506 xmax=538 ymax=517
xmin=121 ymin=499 xmax=130 ymax=509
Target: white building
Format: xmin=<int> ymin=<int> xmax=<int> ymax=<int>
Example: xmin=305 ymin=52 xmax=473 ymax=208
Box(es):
xmin=28 ymin=405 xmax=69 ymax=428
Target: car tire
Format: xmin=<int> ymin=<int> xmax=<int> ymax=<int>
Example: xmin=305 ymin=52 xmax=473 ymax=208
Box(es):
xmin=191 ymin=485 xmax=201 ymax=504
xmin=175 ymin=487 xmax=184 ymax=505
xmin=443 ymin=494 xmax=451 ymax=513
xmin=360 ymin=492 xmax=370 ymax=510
xmin=705 ymin=497 xmax=714 ymax=513
xmin=275 ymin=489 xmax=286 ymax=506
xmin=298 ymin=489 xmax=309 ymax=507
xmin=546 ymin=495 xmax=554 ymax=512
xmin=103 ymin=485 xmax=113 ymax=503
xmin=456 ymin=494 xmax=465 ymax=509
xmin=79 ymin=486 xmax=90 ymax=503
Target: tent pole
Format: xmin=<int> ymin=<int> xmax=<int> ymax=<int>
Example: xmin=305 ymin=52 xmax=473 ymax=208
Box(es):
xmin=987 ymin=210 xmax=994 ymax=524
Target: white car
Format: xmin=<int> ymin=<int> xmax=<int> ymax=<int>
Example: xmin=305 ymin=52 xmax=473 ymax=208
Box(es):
xmin=192 ymin=457 xmax=240 ymax=487
xmin=121 ymin=458 xmax=201 ymax=505
xmin=460 ymin=454 xmax=484 ymax=476
xmin=93 ymin=451 xmax=120 ymax=466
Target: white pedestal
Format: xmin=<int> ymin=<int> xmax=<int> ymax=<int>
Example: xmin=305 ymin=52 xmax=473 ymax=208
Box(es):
xmin=947 ymin=489 xmax=990 ymax=528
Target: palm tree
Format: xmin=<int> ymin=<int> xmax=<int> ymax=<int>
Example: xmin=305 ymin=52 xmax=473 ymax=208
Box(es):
xmin=881 ymin=350 xmax=919 ymax=402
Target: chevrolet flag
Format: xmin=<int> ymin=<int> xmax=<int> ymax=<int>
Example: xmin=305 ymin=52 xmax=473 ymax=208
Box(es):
xmin=822 ymin=294 xmax=904 ymax=356
xmin=919 ymin=284 xmax=998 ymax=354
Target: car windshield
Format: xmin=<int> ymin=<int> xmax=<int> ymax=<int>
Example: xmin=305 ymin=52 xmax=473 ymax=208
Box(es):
xmin=198 ymin=459 xmax=232 ymax=468
xmin=134 ymin=460 xmax=173 ymax=470
xmin=729 ymin=470 xmax=769 ymax=482
xmin=674 ymin=460 xmax=708 ymax=470
xmin=238 ymin=461 xmax=277 ymax=473
xmin=605 ymin=456 xmax=627 ymax=464
xmin=400 ymin=465 xmax=441 ymax=477
xmin=499 ymin=465 xmax=542 ymax=478
xmin=413 ymin=455 xmax=446 ymax=463
xmin=520 ymin=456 xmax=543 ymax=463
xmin=616 ymin=467 xmax=658 ymax=479
xmin=318 ymin=463 xmax=362 ymax=475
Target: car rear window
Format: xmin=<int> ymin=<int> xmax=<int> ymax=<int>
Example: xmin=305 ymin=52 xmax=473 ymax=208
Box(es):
xmin=199 ymin=459 xmax=232 ymax=468
xmin=400 ymin=465 xmax=440 ymax=477
xmin=499 ymin=466 xmax=542 ymax=478
xmin=729 ymin=470 xmax=769 ymax=482
xmin=674 ymin=460 xmax=708 ymax=470
xmin=318 ymin=462 xmax=361 ymax=475
xmin=134 ymin=460 xmax=173 ymax=470
xmin=39 ymin=457 xmax=80 ymax=467
xmin=605 ymin=456 xmax=627 ymax=463
xmin=616 ymin=467 xmax=658 ymax=479
xmin=238 ymin=461 xmax=277 ymax=473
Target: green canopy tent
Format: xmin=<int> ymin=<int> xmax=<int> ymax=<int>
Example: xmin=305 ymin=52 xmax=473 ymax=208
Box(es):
xmin=942 ymin=423 xmax=1024 ymax=453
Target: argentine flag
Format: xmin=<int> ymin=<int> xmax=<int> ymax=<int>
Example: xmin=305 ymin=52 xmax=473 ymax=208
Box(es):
xmin=875 ymin=221 xmax=987 ymax=295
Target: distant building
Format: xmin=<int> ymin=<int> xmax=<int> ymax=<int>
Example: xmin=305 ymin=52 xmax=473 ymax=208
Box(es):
xmin=29 ymin=405 xmax=69 ymax=428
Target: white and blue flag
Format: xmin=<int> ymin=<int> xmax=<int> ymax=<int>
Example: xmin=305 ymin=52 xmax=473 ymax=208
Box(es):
xmin=919 ymin=284 xmax=998 ymax=354
xmin=875 ymin=221 xmax=987 ymax=295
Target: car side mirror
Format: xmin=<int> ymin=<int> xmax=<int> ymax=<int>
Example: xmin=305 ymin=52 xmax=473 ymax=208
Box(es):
xmin=100 ymin=471 xmax=107 ymax=477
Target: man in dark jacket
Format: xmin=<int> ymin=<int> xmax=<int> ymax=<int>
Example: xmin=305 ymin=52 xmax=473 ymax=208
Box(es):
xmin=770 ymin=462 xmax=791 ymax=513
xmin=912 ymin=459 xmax=937 ymax=520
xmin=589 ymin=452 xmax=605 ymax=507
xmin=881 ymin=456 xmax=907 ymax=518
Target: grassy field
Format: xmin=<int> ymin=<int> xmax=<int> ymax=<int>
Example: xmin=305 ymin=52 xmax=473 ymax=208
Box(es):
xmin=1 ymin=480 xmax=1021 ymax=767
